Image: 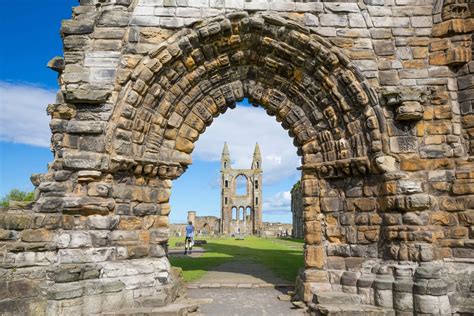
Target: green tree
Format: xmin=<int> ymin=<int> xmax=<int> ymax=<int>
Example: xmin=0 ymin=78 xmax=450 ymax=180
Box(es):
xmin=0 ymin=189 xmax=35 ymax=208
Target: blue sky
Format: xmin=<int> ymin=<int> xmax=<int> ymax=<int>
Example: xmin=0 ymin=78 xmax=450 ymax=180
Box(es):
xmin=0 ymin=1 xmax=300 ymax=223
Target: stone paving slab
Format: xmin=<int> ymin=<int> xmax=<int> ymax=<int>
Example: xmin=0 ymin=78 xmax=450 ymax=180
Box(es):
xmin=187 ymin=288 xmax=305 ymax=316
xmin=185 ymin=260 xmax=301 ymax=315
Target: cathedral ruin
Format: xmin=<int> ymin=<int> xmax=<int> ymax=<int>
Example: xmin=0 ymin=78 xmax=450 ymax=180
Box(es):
xmin=1 ymin=0 xmax=473 ymax=315
xmin=220 ymin=143 xmax=263 ymax=234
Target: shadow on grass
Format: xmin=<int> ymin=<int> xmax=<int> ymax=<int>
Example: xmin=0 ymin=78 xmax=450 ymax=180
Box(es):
xmin=169 ymin=237 xmax=304 ymax=286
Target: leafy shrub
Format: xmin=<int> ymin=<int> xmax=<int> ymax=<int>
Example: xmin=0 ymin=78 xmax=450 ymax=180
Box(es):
xmin=0 ymin=189 xmax=35 ymax=208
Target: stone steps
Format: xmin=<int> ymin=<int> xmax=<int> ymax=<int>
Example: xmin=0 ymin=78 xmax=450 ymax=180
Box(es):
xmin=309 ymin=303 xmax=390 ymax=316
xmin=309 ymin=291 xmax=390 ymax=316
xmin=312 ymin=291 xmax=362 ymax=305
xmin=103 ymin=299 xmax=200 ymax=316
xmin=134 ymin=293 xmax=168 ymax=308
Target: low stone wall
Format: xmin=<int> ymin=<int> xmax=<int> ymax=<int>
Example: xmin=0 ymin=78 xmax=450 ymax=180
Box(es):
xmin=297 ymin=259 xmax=473 ymax=314
xmin=260 ymin=222 xmax=293 ymax=237
xmin=0 ymin=207 xmax=184 ymax=315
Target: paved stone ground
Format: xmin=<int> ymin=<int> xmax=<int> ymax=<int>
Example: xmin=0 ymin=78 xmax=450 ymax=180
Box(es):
xmin=185 ymin=260 xmax=304 ymax=315
xmin=188 ymin=288 xmax=304 ymax=316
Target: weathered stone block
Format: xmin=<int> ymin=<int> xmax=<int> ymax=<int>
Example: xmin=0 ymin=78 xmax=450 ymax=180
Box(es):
xmin=62 ymin=196 xmax=115 ymax=215
xmin=149 ymin=228 xmax=170 ymax=244
xmin=88 ymin=183 xmax=111 ymax=198
xmin=61 ymin=19 xmax=95 ymax=35
xmin=390 ymin=136 xmax=417 ymax=153
xmin=65 ymin=88 xmax=111 ymax=104
xmin=305 ymin=245 xmax=325 ymax=269
xmin=396 ymin=101 xmax=424 ymax=121
xmin=110 ymin=230 xmax=139 ymax=246
xmin=48 ymin=283 xmax=84 ymax=300
xmin=379 ymin=70 xmax=400 ymax=85
xmin=90 ymin=231 xmax=110 ymax=247
xmin=63 ymin=35 xmax=91 ymax=51
xmin=319 ymin=14 xmax=348 ymax=27
xmin=353 ymin=198 xmax=377 ymax=212
xmin=0 ymin=229 xmax=18 ymax=240
xmin=63 ymin=152 xmax=109 ymax=171
xmin=149 ymin=244 xmax=167 ymax=257
xmin=67 ymin=121 xmax=105 ymax=134
xmin=134 ymin=203 xmax=161 ymax=216
xmin=98 ymin=10 xmax=130 ymax=27
xmin=69 ymin=231 xmax=92 ymax=248
xmin=374 ymin=40 xmax=395 ymax=56
xmin=21 ymin=229 xmax=53 ymax=242
xmin=320 ymin=198 xmax=341 ymax=213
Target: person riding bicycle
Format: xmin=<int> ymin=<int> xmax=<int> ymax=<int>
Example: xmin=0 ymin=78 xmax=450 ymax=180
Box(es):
xmin=184 ymin=221 xmax=195 ymax=255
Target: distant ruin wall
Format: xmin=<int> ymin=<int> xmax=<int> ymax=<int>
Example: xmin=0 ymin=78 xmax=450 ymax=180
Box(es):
xmin=291 ymin=181 xmax=304 ymax=239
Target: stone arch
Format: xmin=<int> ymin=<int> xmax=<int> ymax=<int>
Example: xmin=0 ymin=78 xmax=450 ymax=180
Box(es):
xmin=105 ymin=12 xmax=386 ymax=182
xmin=231 ymin=205 xmax=238 ymax=220
xmin=100 ymin=12 xmax=389 ymax=293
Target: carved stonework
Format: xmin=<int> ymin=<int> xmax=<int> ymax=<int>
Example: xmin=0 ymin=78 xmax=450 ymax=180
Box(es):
xmin=431 ymin=0 xmax=473 ymax=66
xmin=382 ymin=89 xmax=427 ymax=122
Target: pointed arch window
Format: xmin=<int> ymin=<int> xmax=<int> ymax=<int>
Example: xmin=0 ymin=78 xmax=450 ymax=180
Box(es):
xmin=235 ymin=175 xmax=248 ymax=195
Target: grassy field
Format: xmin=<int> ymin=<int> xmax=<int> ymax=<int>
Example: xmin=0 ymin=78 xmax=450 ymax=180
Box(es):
xmin=168 ymin=236 xmax=304 ymax=282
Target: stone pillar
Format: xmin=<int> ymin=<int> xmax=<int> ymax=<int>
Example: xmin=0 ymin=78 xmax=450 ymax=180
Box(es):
xmin=236 ymin=208 xmax=240 ymax=230
xmin=413 ymin=264 xmax=451 ymax=315
xmin=296 ymin=169 xmax=329 ymax=303
xmin=357 ymin=273 xmax=376 ymax=305
xmin=373 ymin=266 xmax=394 ymax=309
xmin=393 ymin=265 xmax=414 ymax=315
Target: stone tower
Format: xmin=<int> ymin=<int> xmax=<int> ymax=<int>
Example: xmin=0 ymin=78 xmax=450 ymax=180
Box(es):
xmin=220 ymin=143 xmax=262 ymax=234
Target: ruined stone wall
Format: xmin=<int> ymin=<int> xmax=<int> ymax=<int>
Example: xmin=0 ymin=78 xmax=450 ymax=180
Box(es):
xmin=170 ymin=216 xmax=220 ymax=236
xmin=260 ymin=222 xmax=293 ymax=237
xmin=1 ymin=0 xmax=473 ymax=314
xmin=291 ymin=181 xmax=304 ymax=239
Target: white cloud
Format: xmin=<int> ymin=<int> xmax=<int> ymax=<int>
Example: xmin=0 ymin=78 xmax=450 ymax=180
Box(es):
xmin=0 ymin=82 xmax=54 ymax=147
xmin=263 ymin=191 xmax=292 ymax=214
xmin=194 ymin=104 xmax=301 ymax=184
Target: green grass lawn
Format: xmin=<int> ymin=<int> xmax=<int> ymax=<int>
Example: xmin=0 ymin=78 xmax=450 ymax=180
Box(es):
xmin=168 ymin=236 xmax=304 ymax=283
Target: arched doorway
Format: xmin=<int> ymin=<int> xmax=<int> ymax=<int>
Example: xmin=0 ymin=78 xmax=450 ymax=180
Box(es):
xmin=10 ymin=10 xmax=399 ymax=315
xmin=102 ymin=12 xmax=385 ymax=301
